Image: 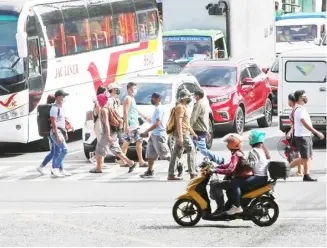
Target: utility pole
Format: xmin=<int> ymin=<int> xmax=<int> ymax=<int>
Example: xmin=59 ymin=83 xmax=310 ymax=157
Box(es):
xmin=322 ymin=0 xmax=326 ymax=11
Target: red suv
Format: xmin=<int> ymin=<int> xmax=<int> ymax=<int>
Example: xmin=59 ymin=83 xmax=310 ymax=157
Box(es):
xmin=182 ymin=58 xmax=273 ymax=134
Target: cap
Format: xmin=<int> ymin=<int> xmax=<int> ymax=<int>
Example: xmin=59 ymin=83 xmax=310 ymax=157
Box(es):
xmin=55 ymin=89 xmax=69 ymax=98
xmin=151 ymin=92 xmax=162 ymax=99
xmin=249 ymin=130 xmax=266 ymax=145
xmin=178 ymin=89 xmax=192 ymax=100
xmin=108 ymin=83 xmax=122 ymax=91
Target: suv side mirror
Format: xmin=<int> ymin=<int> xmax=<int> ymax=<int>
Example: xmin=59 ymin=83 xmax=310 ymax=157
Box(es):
xmin=314 ymin=37 xmax=322 ymax=46
xmin=262 ymin=68 xmax=269 ymax=74
xmin=242 ymin=78 xmax=255 ymax=86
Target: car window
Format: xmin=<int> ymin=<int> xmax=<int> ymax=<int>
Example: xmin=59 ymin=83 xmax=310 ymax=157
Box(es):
xmin=240 ymin=68 xmax=251 ymax=81
xmin=248 ymin=65 xmax=261 ymax=78
xmin=119 ymin=83 xmax=173 ymax=105
xmin=182 ymin=66 xmax=237 ymax=87
xmin=176 ymin=83 xmax=197 ymax=99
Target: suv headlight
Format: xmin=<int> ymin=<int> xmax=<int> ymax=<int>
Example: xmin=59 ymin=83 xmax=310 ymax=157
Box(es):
xmin=0 ymin=105 xmax=29 ymax=122
xmin=209 ymin=94 xmax=231 ymax=104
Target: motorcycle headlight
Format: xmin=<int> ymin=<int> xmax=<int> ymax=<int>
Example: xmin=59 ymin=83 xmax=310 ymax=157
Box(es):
xmin=209 ymin=94 xmax=231 ymax=104
xmin=0 ymin=105 xmax=29 ymax=122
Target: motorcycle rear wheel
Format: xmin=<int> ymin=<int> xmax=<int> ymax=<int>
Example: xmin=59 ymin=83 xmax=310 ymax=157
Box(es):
xmin=172 ymin=199 xmax=202 ymax=227
xmin=250 ymin=197 xmax=279 ymax=227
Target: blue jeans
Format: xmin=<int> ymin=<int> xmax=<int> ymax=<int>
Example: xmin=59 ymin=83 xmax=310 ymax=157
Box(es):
xmin=50 ymin=130 xmax=69 ymax=170
xmin=193 ymin=137 xmax=223 ymax=164
xmin=41 ymin=137 xmax=57 ymax=168
xmin=231 ymin=176 xmax=268 ymax=207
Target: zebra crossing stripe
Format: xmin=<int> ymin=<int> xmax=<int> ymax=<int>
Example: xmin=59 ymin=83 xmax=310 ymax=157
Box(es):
xmin=60 ymin=165 xmax=94 ymax=181
xmin=31 ymin=164 xmax=75 ymax=182
xmin=0 ymin=166 xmax=37 ymax=182
xmin=0 ymin=166 xmax=11 ymax=173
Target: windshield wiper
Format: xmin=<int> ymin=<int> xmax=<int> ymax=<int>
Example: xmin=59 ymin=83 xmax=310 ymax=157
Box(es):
xmin=0 ymin=85 xmax=10 ymax=94
xmin=11 ymin=57 xmax=20 ymax=69
xmin=200 ymin=84 xmax=219 ymax=87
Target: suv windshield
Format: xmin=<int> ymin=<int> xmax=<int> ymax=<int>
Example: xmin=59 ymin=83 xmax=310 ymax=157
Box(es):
xmin=276 ymin=24 xmax=318 ymax=42
xmin=163 ymin=36 xmax=212 ymax=62
xmin=119 ymin=83 xmax=173 ymax=105
xmin=0 ymin=14 xmax=24 ymax=94
xmin=182 ymin=66 xmax=237 ymax=87
xmin=271 ymin=57 xmax=279 ymax=73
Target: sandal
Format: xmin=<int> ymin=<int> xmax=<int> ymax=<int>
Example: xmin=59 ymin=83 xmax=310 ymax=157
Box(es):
xmin=89 ymin=168 xmax=103 ymax=173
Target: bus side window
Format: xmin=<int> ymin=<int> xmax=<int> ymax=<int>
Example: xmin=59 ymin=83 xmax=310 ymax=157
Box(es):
xmin=60 ymin=1 xmax=91 ymax=54
xmin=134 ymin=0 xmax=158 ymax=40
xmin=87 ymin=0 xmax=114 ymax=49
xmin=111 ymin=0 xmax=138 ymax=45
xmin=34 ymin=4 xmax=66 ymax=57
xmin=214 ymin=37 xmax=225 ymax=58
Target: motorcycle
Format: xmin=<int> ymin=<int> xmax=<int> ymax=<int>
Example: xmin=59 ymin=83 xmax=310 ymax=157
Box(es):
xmin=172 ymin=158 xmax=280 ymax=227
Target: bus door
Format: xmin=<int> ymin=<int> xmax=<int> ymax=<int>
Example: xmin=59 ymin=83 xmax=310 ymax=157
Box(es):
xmin=213 ymin=36 xmax=227 ymax=58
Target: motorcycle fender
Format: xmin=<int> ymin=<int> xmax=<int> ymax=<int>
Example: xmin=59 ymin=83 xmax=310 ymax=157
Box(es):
xmin=176 ymin=193 xmax=192 ymax=200
xmin=243 ymin=185 xmax=273 ymax=199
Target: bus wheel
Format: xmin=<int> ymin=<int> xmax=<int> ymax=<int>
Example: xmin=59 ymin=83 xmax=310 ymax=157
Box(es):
xmin=38 ymin=137 xmax=51 ymax=151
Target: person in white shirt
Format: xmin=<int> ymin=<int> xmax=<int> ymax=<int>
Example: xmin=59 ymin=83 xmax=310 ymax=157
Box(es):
xmin=293 ymin=90 xmax=324 ymax=182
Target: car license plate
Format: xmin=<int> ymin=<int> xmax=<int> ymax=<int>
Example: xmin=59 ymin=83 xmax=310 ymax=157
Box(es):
xmin=311 ymin=117 xmax=326 ymax=125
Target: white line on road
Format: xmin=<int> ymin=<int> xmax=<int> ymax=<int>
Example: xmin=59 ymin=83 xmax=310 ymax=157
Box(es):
xmin=60 ymin=165 xmax=93 ymax=181
xmin=0 ymin=166 xmax=36 ymax=182
xmin=0 ymin=160 xmax=88 ymax=163
xmin=0 ymin=166 xmax=11 ymax=173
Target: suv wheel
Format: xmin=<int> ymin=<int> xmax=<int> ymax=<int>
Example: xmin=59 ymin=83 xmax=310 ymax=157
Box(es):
xmin=206 ymin=119 xmax=214 ymax=149
xmin=257 ymin=98 xmax=273 ymax=128
xmin=232 ymin=107 xmax=244 ymax=134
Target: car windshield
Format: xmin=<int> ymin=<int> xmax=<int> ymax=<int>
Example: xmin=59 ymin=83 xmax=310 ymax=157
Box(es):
xmin=163 ymin=36 xmax=212 ymax=62
xmin=119 ymin=83 xmax=173 ymax=105
xmin=182 ymin=66 xmax=237 ymax=87
xmin=271 ymin=57 xmax=279 ymax=73
xmin=276 ymin=24 xmax=318 ymax=42
xmin=0 ymin=15 xmax=24 ymax=90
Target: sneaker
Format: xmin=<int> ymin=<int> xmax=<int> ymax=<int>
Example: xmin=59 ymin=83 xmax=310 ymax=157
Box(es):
xmin=140 ymin=169 xmax=154 ymax=178
xmin=36 ymin=166 xmax=46 ymax=176
xmin=60 ymin=169 xmax=72 ymax=176
xmin=303 ymin=174 xmax=318 ymax=182
xmin=226 ymin=205 xmax=243 ymax=215
xmin=51 ymin=168 xmax=65 ymax=178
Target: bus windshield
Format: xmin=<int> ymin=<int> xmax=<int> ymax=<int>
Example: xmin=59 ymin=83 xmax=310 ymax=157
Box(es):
xmin=276 ymin=24 xmax=318 ymax=42
xmin=163 ymin=36 xmax=212 ymax=62
xmin=0 ymin=15 xmax=23 ymax=83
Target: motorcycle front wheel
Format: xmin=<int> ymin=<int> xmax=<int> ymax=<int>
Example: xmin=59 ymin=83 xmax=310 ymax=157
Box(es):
xmin=250 ymin=196 xmax=279 ymax=227
xmin=172 ymin=199 xmax=202 ymax=227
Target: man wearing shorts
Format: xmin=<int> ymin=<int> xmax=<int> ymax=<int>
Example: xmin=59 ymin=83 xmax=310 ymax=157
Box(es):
xmin=140 ymin=93 xmax=170 ymax=178
xmin=121 ymin=82 xmax=150 ymax=167
xmin=293 ymin=90 xmax=324 ymax=182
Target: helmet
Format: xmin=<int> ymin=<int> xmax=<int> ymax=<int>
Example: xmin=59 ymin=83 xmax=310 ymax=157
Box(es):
xmin=222 ymin=133 xmax=243 ymax=150
xmin=249 ymin=130 xmax=266 ymax=145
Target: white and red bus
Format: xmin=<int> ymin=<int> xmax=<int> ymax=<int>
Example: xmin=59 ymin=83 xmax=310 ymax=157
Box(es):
xmin=0 ymin=0 xmax=163 ymax=149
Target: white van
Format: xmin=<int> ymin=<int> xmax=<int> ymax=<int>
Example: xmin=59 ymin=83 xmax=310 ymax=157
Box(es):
xmin=278 ymin=47 xmax=327 ymax=135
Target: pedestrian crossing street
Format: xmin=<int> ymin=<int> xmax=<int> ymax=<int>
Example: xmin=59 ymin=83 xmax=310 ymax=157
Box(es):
xmin=0 ymin=161 xmax=326 ymax=183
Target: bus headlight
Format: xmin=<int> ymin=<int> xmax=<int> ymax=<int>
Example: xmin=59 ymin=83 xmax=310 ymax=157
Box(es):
xmin=0 ymin=105 xmax=29 ymax=122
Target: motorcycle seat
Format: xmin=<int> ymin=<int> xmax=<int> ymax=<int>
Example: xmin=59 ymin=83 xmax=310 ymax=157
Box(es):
xmin=240 ymin=181 xmax=269 ymax=195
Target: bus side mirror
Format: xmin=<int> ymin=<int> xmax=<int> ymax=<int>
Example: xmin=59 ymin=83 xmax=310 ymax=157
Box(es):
xmin=16 ymin=32 xmax=28 ymax=58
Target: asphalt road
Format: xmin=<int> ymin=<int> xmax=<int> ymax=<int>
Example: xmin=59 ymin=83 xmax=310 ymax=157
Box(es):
xmin=0 ymin=117 xmax=326 ymax=247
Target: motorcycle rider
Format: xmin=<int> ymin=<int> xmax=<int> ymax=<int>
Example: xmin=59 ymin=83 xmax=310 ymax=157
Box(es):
xmin=209 ymin=133 xmax=248 ymax=216
xmin=228 ymin=130 xmax=270 ymax=215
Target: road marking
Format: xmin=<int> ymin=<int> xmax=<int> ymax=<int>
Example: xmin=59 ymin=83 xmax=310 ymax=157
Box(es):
xmin=31 ymin=164 xmax=75 ymax=182
xmin=60 ymin=165 xmax=93 ymax=181
xmin=0 ymin=160 xmax=88 ymax=163
xmin=0 ymin=166 xmax=11 ymax=173
xmin=0 ymin=166 xmax=37 ymax=182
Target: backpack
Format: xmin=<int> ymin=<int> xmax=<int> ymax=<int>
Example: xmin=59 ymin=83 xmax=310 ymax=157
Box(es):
xmin=166 ymin=107 xmax=176 ymax=135
xmin=37 ymin=104 xmax=59 ymax=137
xmin=107 ymin=107 xmax=121 ymax=131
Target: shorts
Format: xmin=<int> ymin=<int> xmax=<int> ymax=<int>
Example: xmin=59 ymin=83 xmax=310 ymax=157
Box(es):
xmin=123 ymin=127 xmax=143 ymax=143
xmin=294 ymin=136 xmax=313 ymax=159
xmin=146 ymin=134 xmax=170 ymax=160
xmin=95 ymin=132 xmax=122 ymax=157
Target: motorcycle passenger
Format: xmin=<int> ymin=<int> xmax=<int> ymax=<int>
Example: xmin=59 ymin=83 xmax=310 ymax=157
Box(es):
xmin=209 ymin=133 xmax=248 ymax=216
xmin=228 ymin=130 xmax=270 ymax=215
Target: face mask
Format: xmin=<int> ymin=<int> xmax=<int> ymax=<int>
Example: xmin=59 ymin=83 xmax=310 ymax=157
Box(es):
xmin=303 ymin=96 xmax=308 ymax=104
xmin=133 ymin=89 xmax=138 ymax=96
xmin=186 ymin=98 xmax=192 ymax=104
xmin=151 ymin=99 xmax=156 ymax=105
